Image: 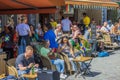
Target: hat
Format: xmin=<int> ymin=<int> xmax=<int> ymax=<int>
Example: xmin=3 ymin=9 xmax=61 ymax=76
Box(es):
xmin=56 ymin=24 xmax=61 ymax=27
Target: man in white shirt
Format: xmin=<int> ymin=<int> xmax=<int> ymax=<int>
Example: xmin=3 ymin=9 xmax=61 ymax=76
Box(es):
xmin=61 ymin=16 xmax=72 ymax=34
xmin=100 ymin=21 xmax=110 ymax=34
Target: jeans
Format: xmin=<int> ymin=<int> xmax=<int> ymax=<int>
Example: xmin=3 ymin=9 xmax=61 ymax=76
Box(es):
xmin=18 ymin=38 xmax=26 ymax=55
xmin=51 ymin=59 xmax=65 ymax=73
xmin=88 ymin=39 xmax=97 ymax=52
xmin=118 ymin=35 xmax=120 ymax=41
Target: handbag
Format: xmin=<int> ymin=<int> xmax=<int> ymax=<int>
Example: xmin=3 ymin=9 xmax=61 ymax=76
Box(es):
xmin=48 ymin=52 xmax=56 ymax=60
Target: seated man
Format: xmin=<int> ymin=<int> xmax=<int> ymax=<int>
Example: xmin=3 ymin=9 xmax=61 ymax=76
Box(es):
xmin=100 ymin=21 xmax=110 ymax=34
xmin=40 ymin=40 xmax=67 ymax=79
xmin=15 ymin=46 xmax=39 ymax=80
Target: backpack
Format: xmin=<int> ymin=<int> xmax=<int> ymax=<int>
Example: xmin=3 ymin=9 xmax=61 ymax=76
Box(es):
xmin=34 ymin=53 xmax=44 ymax=69
xmin=98 ymin=51 xmax=109 ymax=57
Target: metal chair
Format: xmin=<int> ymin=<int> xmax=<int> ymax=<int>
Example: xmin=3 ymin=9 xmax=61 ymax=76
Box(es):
xmin=73 ymin=54 xmax=93 ymax=79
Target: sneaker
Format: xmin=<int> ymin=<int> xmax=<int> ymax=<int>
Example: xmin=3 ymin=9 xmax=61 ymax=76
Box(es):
xmin=60 ymin=74 xmax=66 ymax=79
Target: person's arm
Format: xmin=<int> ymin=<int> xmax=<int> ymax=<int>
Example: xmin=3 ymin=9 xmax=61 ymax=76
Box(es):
xmin=100 ymin=27 xmax=108 ymax=34
xmin=15 ymin=26 xmax=19 ymax=38
xmin=54 ymin=30 xmax=58 ymax=37
xmin=110 ymin=27 xmax=114 ymax=34
xmin=70 ymin=45 xmax=75 ymax=58
xmin=18 ymin=63 xmax=34 ymax=71
xmin=26 ymin=25 xmax=32 ymax=37
xmin=28 ymin=30 xmax=32 ymax=37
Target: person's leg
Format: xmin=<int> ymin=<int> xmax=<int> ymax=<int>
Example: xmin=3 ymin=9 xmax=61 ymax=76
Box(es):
xmin=54 ymin=59 xmax=65 ymax=73
xmin=53 ymin=59 xmax=61 ymax=73
xmin=23 ymin=38 xmax=26 ymax=53
xmin=69 ymin=58 xmax=77 ymax=71
xmin=78 ymin=62 xmax=87 ymax=71
xmin=58 ymin=59 xmax=65 ymax=73
xmin=118 ymin=35 xmax=120 ymax=41
xmin=18 ymin=38 xmax=24 ymax=55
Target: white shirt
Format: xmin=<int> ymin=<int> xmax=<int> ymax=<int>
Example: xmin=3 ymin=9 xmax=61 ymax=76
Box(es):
xmin=100 ymin=26 xmax=109 ymax=33
xmin=107 ymin=24 xmax=113 ymax=31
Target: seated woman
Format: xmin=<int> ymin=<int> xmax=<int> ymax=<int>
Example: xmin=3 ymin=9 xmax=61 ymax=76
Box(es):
xmin=40 ymin=40 xmax=67 ymax=79
xmin=58 ymin=36 xmax=81 ymax=71
xmin=29 ymin=24 xmax=37 ymax=42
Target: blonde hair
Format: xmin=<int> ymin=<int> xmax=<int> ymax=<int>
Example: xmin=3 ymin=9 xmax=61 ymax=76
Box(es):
xmin=26 ymin=46 xmax=33 ymax=51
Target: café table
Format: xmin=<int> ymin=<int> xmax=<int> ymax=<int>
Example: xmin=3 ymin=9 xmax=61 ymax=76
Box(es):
xmin=22 ymin=72 xmax=37 ymax=80
xmin=72 ymin=56 xmax=93 ymax=79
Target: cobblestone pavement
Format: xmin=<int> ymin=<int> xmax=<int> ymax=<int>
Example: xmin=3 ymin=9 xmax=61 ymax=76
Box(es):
xmin=65 ymin=49 xmax=120 ymax=80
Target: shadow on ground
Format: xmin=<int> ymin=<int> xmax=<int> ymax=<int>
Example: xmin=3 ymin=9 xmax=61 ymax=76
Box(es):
xmin=84 ymin=71 xmax=101 ymax=77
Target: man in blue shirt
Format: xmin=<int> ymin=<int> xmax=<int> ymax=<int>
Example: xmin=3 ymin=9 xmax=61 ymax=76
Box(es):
xmin=61 ymin=16 xmax=72 ymax=34
xmin=16 ymin=17 xmax=31 ymax=55
xmin=43 ymin=23 xmax=58 ymax=48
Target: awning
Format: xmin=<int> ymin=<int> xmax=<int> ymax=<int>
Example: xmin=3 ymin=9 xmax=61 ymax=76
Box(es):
xmin=65 ymin=0 xmax=119 ymax=9
xmin=0 ymin=0 xmax=65 ymax=14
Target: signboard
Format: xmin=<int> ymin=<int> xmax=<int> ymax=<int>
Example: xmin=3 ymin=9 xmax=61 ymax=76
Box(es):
xmin=64 ymin=4 xmax=74 ymax=14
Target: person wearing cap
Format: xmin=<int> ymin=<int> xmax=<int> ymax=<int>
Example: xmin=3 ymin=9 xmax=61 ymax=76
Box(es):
xmin=16 ymin=17 xmax=31 ymax=55
xmin=54 ymin=24 xmax=63 ymax=40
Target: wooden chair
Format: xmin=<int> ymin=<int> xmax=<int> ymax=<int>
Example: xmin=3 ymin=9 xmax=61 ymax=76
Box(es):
xmin=7 ymin=58 xmax=38 ymax=80
xmin=0 ymin=74 xmax=6 ymax=79
xmin=103 ymin=34 xmax=119 ymax=50
xmin=39 ymin=54 xmax=56 ymax=70
xmin=22 ymin=73 xmax=37 ymax=80
xmin=60 ymin=52 xmax=72 ymax=75
xmin=6 ymin=58 xmax=18 ymax=78
xmin=7 ymin=58 xmax=16 ymax=66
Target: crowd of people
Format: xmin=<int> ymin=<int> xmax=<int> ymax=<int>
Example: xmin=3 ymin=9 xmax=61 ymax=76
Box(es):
xmin=0 ymin=12 xmax=120 ymax=79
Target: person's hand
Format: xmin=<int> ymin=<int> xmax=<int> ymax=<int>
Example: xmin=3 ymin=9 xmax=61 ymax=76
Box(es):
xmin=62 ymin=45 xmax=67 ymax=49
xmin=51 ymin=48 xmax=55 ymax=53
xmin=28 ymin=63 xmax=34 ymax=68
xmin=34 ymin=64 xmax=39 ymax=68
